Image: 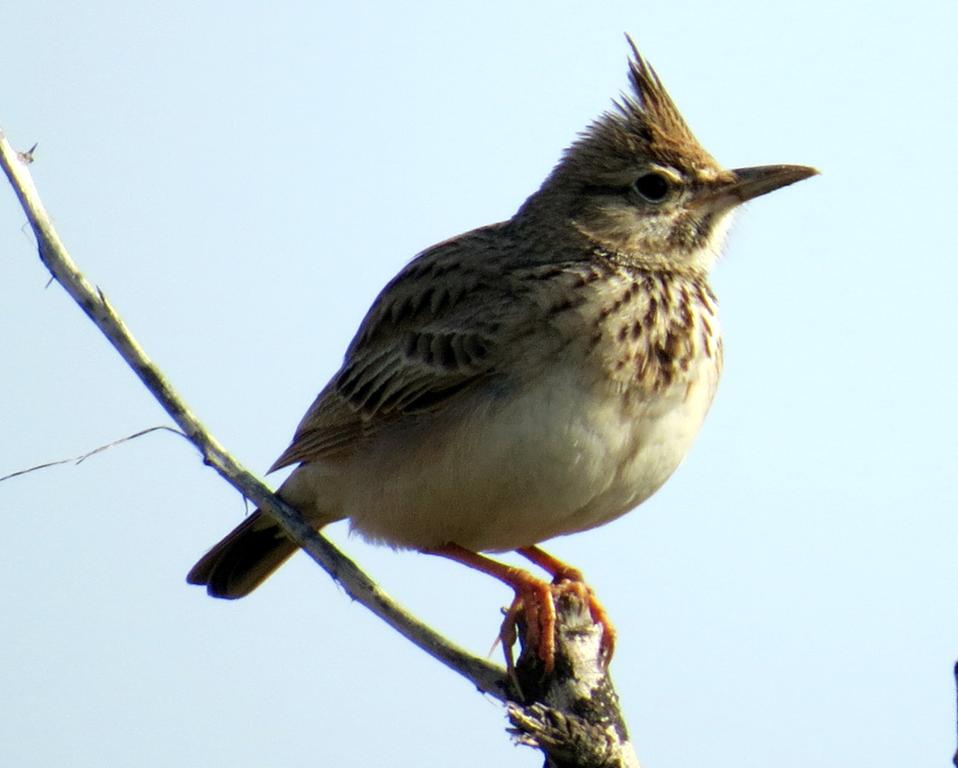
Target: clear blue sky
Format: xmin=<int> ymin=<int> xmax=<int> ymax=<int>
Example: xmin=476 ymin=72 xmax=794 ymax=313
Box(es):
xmin=2 ymin=2 xmax=956 ymax=766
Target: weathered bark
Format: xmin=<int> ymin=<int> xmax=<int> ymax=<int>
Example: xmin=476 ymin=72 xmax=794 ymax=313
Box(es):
xmin=510 ymin=591 xmax=640 ymax=767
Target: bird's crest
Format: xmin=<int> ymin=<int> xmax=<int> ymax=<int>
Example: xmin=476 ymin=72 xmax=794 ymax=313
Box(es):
xmin=560 ymin=36 xmax=718 ymax=179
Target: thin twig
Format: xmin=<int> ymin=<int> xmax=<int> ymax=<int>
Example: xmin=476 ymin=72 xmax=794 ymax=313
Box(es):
xmin=0 ymin=127 xmax=511 ymax=702
xmin=0 ymin=425 xmax=186 ymax=482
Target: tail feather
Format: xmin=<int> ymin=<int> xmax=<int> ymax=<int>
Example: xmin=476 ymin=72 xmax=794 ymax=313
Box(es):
xmin=187 ymin=510 xmax=298 ymax=599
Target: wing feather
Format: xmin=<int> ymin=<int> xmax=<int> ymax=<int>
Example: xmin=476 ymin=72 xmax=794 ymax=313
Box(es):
xmin=269 ymin=223 xmax=521 ymax=471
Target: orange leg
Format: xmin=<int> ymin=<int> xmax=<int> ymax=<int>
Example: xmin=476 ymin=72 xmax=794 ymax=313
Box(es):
xmin=517 ymin=545 xmax=617 ymax=665
xmin=425 ymin=543 xmax=617 ymax=671
xmin=516 ymin=545 xmax=585 ymax=582
xmin=424 ymin=544 xmax=558 ymax=672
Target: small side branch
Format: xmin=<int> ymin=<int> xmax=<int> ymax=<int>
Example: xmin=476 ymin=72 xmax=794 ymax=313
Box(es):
xmin=0 ymin=426 xmax=185 ymax=482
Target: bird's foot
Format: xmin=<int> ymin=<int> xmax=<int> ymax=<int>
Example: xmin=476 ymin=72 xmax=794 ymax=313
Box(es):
xmin=423 ymin=543 xmax=615 ymax=673
xmin=516 ymin=545 xmax=616 ymax=667
xmin=499 ymin=571 xmax=559 ymax=674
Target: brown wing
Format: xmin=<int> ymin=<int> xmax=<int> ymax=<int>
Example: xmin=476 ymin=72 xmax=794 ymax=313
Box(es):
xmin=269 ymin=224 xmax=519 ymax=472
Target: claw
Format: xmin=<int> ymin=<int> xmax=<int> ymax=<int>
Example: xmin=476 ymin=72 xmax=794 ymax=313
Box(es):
xmin=424 ymin=543 xmax=616 ymax=673
xmin=500 ymin=577 xmax=558 ymax=672
xmin=518 ymin=545 xmax=616 ymax=666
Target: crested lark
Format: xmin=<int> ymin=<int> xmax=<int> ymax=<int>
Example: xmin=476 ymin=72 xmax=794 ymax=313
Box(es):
xmin=189 ymin=38 xmax=816 ymax=668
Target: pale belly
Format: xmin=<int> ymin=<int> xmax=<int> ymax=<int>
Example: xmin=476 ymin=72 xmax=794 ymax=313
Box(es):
xmin=326 ymin=357 xmax=719 ymax=552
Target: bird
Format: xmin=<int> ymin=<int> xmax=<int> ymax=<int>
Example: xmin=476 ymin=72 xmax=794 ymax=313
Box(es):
xmin=188 ymin=37 xmax=816 ymax=670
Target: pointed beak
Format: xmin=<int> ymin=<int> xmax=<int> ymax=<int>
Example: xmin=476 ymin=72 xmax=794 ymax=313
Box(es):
xmin=725 ymin=164 xmax=819 ymax=203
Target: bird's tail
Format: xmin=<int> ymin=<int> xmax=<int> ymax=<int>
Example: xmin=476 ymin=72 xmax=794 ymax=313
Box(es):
xmin=187 ymin=510 xmax=300 ymax=599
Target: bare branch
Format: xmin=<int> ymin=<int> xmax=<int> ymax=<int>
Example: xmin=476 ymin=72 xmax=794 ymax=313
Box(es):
xmin=1 ymin=127 xmax=641 ymax=766
xmin=0 ymin=127 xmax=510 ymax=702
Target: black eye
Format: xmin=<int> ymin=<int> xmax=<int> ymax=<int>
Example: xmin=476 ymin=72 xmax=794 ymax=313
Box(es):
xmin=634 ymin=172 xmax=671 ymax=202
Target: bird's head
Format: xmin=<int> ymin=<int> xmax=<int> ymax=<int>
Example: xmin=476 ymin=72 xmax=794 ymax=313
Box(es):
xmin=521 ymin=37 xmax=817 ymax=275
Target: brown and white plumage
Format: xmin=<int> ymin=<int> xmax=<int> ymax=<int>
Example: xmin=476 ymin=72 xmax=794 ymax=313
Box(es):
xmin=188 ymin=38 xmax=815 ymax=634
